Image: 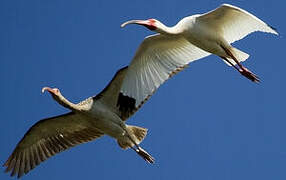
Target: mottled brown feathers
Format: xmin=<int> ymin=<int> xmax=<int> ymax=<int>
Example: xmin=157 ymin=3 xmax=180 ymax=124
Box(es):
xmin=4 ymin=113 xmax=103 ymax=178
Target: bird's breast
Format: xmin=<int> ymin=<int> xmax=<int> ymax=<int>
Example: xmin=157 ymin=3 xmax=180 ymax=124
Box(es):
xmin=84 ymin=101 xmax=126 ymax=139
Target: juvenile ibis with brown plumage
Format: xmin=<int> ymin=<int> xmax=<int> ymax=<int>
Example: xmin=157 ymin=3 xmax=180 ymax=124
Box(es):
xmin=4 ymin=66 xmax=157 ymax=178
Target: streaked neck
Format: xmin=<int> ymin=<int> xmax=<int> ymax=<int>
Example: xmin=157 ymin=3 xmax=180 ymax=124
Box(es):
xmin=53 ymin=94 xmax=89 ymax=111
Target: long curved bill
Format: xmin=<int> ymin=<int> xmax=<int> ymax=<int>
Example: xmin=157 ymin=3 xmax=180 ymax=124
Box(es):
xmin=121 ymin=20 xmax=147 ymax=28
xmin=41 ymin=86 xmax=58 ymax=94
xmin=42 ymin=87 xmax=52 ymax=93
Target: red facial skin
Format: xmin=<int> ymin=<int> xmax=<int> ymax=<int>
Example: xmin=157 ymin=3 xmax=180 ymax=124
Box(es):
xmin=144 ymin=19 xmax=157 ymax=30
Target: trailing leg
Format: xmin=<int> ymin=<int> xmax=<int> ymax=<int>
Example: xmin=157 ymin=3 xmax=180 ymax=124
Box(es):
xmin=130 ymin=146 xmax=155 ymax=164
xmin=220 ymin=46 xmax=260 ymax=82
xmin=117 ymin=125 xmax=155 ymax=164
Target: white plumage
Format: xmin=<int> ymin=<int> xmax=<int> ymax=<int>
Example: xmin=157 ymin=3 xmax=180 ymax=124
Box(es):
xmin=120 ymin=4 xmax=278 ymax=108
xmin=198 ymin=4 xmax=277 ymax=44
xmin=121 ymin=35 xmax=210 ymax=107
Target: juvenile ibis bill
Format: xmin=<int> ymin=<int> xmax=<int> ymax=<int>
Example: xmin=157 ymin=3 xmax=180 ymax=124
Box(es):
xmin=4 ymin=67 xmax=157 ymax=178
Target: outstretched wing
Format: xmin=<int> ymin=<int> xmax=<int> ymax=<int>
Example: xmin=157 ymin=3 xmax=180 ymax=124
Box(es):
xmin=197 ymin=3 xmax=278 ymax=44
xmin=93 ymin=66 xmax=130 ymax=120
xmin=4 ymin=112 xmax=104 ymax=178
xmin=118 ymin=34 xmax=211 ymax=120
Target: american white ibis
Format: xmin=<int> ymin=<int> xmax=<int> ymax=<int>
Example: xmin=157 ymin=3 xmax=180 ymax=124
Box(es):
xmin=121 ymin=3 xmax=278 ymax=91
xmin=4 ymin=66 xmax=156 ymax=178
xmin=4 ymin=4 xmax=279 ymax=178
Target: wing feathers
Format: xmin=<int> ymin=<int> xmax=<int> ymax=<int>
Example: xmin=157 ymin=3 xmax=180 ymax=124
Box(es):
xmin=94 ymin=66 xmax=128 ymax=105
xmin=118 ymin=34 xmax=210 ymax=120
xmin=4 ymin=113 xmax=104 ymax=178
xmin=198 ymin=4 xmax=278 ymax=44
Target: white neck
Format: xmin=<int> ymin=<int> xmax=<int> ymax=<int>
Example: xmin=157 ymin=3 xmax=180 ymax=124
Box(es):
xmin=155 ymin=21 xmax=184 ymax=35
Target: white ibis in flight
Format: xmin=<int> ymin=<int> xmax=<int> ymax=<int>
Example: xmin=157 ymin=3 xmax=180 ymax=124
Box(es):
xmin=4 ymin=3 xmax=278 ymax=179
xmin=121 ymin=3 xmax=278 ymax=86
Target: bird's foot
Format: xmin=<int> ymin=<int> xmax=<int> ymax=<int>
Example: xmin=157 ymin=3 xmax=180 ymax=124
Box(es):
xmin=136 ymin=147 xmax=155 ymax=164
xmin=239 ymin=67 xmax=260 ymax=83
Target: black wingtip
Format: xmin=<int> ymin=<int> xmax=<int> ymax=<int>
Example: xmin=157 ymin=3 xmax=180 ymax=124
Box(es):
xmin=269 ymin=25 xmax=277 ymax=31
xmin=268 ymin=24 xmax=279 ymax=34
xmin=269 ymin=24 xmax=277 ymax=31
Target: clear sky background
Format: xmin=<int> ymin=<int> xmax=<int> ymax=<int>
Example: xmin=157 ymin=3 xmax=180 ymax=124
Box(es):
xmin=0 ymin=0 xmax=285 ymax=179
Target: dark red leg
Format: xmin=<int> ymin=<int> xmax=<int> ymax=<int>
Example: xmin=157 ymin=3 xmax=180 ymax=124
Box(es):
xmin=220 ymin=46 xmax=260 ymax=83
xmin=238 ymin=67 xmax=260 ymax=83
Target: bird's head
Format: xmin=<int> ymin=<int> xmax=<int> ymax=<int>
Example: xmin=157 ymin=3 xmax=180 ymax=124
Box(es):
xmin=42 ymin=86 xmax=78 ymax=110
xmin=121 ymin=18 xmax=162 ymax=32
xmin=42 ymin=87 xmax=62 ymax=102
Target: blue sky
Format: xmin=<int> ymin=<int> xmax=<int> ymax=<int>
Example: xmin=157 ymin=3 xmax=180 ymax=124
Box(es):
xmin=0 ymin=0 xmax=285 ymax=179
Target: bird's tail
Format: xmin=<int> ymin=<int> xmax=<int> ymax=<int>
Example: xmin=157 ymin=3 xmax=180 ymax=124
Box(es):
xmin=117 ymin=125 xmax=147 ymax=149
xmin=223 ymin=47 xmax=249 ymax=66
xmin=117 ymin=125 xmax=154 ymax=163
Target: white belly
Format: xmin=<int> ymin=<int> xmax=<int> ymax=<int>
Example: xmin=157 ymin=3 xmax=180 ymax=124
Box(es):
xmin=186 ymin=22 xmax=229 ymax=57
